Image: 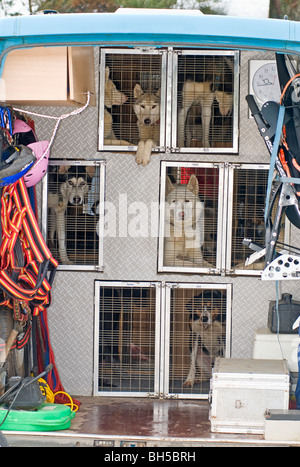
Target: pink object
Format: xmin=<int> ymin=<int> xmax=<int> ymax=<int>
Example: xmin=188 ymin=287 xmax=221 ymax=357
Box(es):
xmin=24 ymin=141 xmax=50 ymax=187
xmin=13 ymin=119 xmax=50 ymax=187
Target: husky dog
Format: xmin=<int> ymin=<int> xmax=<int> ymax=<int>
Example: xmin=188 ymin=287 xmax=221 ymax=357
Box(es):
xmin=48 ymin=165 xmax=95 ymax=264
xmin=178 ymin=80 xmax=233 ymax=148
xmin=133 ymin=83 xmax=160 ymax=166
xmin=164 ymin=174 xmax=206 ymax=266
xmin=183 ymin=290 xmax=226 ymax=388
xmin=104 ymin=66 xmax=130 ymax=146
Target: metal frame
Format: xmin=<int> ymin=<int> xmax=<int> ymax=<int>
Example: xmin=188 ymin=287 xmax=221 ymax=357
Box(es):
xmin=171 ymin=49 xmax=240 ymax=154
xmin=41 ymin=159 xmax=106 ymax=271
xmin=98 ymin=47 xmax=167 ymax=152
xmin=93 ymin=280 xmax=161 ymax=397
xmin=226 ymin=163 xmax=290 ymax=276
xmin=94 ymin=280 xmax=232 ymax=399
xmin=158 ymin=161 xmax=225 ymax=274
xmin=163 ymin=282 xmax=232 ymax=400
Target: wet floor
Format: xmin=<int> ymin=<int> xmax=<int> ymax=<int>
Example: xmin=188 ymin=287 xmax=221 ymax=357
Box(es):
xmin=69 ymin=397 xmax=263 ymax=444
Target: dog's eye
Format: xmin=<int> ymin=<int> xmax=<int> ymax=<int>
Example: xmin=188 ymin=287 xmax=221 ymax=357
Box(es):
xmin=68 ymin=180 xmax=74 ymax=186
xmin=141 ymin=105 xmax=145 ymax=109
xmin=152 ymin=105 xmax=156 ymax=109
xmin=184 ymin=200 xmax=191 ymax=203
xmin=79 ymin=181 xmax=86 ymax=187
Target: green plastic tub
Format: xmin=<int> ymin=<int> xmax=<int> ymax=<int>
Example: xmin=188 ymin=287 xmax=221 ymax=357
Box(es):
xmin=0 ymin=403 xmax=76 ymax=431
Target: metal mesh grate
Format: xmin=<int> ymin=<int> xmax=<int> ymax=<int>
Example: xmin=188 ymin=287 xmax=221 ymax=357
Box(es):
xmin=231 ymin=167 xmax=286 ymax=271
xmin=169 ymin=287 xmax=228 ymax=396
xmin=163 ymin=165 xmax=219 ymax=269
xmin=97 ymin=285 xmax=156 ymax=394
xmin=177 ymin=53 xmax=235 ymax=149
xmin=101 ymin=52 xmax=162 ymax=148
xmin=45 ymin=162 xmax=101 ymax=267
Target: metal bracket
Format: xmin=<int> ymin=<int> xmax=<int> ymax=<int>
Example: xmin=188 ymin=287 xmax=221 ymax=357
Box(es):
xmin=261 ymin=254 xmax=300 ymax=280
xmin=243 ymin=238 xmax=266 ymax=266
xmin=279 ymin=182 xmax=298 ymax=206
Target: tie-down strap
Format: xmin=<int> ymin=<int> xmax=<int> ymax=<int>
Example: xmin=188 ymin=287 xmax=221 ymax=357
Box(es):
xmin=0 ymin=177 xmax=58 ymax=316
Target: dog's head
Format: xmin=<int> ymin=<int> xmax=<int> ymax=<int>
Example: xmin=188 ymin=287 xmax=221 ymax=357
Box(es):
xmin=133 ymin=84 xmax=161 ymax=126
xmin=105 ymin=66 xmax=128 ymax=109
xmin=186 ymin=290 xmax=224 ymax=330
xmin=58 ymin=165 xmax=95 ymax=206
xmin=165 ymin=174 xmax=203 ymax=228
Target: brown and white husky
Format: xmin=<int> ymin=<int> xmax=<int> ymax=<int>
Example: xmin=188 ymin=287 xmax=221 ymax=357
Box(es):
xmin=133 ymin=83 xmax=161 ymax=166
xmin=178 ymin=80 xmax=233 ymax=148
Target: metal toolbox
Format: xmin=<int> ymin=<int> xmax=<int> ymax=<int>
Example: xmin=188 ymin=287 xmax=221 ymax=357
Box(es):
xmin=209 ymin=358 xmax=290 ymax=434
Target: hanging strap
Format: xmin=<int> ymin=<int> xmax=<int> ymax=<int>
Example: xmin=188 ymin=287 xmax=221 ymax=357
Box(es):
xmin=264 ymin=105 xmax=286 ymax=223
xmin=0 ymin=177 xmax=58 ymax=316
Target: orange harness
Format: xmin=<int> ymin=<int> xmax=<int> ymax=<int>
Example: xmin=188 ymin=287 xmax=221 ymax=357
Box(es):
xmin=0 ymin=177 xmax=58 ymax=320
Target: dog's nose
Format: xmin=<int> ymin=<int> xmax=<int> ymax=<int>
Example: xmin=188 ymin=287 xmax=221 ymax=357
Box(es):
xmin=73 ymin=197 xmax=81 ymax=205
xmin=179 ymin=211 xmax=185 ymax=220
xmin=202 ymin=316 xmax=208 ymax=322
xmin=144 ymin=118 xmax=151 ymax=125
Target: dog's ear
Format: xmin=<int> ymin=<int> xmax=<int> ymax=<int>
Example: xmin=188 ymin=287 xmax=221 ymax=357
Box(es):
xmin=58 ymin=165 xmax=70 ymax=175
xmin=134 ymin=83 xmax=144 ymax=99
xmin=187 ymin=174 xmax=199 ymax=196
xmin=166 ymin=176 xmax=174 ymax=196
xmin=156 ymin=88 xmax=161 ymax=98
xmin=105 ymin=67 xmax=110 ymax=81
xmin=85 ymin=165 xmax=95 ymax=180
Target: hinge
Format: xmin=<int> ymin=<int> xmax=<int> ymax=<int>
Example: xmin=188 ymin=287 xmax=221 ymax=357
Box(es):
xmin=208 ymin=268 xmax=220 ymax=275
xmin=147 ymin=393 xmax=160 ymax=399
xmin=164 ymin=394 xmax=179 ymax=400
xmin=228 ymin=162 xmax=242 ymax=169
xmin=166 ymin=282 xmax=178 ymax=289
xmin=134 ymin=46 xmax=158 ymax=53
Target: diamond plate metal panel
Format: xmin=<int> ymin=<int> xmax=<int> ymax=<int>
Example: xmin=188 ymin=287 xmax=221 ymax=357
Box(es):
xmin=20 ymin=47 xmax=300 ymax=396
xmin=47 ymin=271 xmax=96 ymax=395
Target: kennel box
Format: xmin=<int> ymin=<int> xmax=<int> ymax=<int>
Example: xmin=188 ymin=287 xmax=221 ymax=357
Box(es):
xmin=209 ymin=358 xmax=290 ymax=434
xmin=0 ymin=46 xmax=95 ymax=106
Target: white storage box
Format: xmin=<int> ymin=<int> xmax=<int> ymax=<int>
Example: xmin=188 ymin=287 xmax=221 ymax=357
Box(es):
xmin=210 ymin=358 xmax=290 ymax=434
xmin=253 ymin=328 xmax=299 ymax=373
xmin=265 ymin=409 xmax=300 ymax=442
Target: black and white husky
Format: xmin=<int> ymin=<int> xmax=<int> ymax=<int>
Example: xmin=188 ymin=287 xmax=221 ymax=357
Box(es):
xmin=47 ymin=165 xmax=95 ymax=264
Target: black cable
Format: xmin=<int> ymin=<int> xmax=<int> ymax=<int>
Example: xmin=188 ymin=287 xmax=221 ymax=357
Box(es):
xmin=0 ymin=379 xmax=26 ymax=429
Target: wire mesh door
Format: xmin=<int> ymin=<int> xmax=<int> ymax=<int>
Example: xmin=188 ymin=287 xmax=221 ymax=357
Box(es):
xmin=42 ymin=160 xmax=105 ymax=271
xmin=172 ymin=50 xmax=239 ymax=153
xmin=226 ymin=164 xmax=289 ymax=275
xmin=98 ymin=48 xmax=167 ymax=151
xmin=158 ymin=161 xmax=225 ymax=274
xmin=94 ymin=281 xmax=161 ymax=397
xmin=163 ymin=283 xmax=232 ymax=399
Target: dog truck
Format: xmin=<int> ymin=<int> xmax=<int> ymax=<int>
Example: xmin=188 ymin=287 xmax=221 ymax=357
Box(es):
xmin=0 ymin=8 xmax=300 ymax=446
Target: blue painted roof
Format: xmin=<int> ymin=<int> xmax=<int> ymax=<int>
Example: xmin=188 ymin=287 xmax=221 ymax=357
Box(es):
xmin=0 ymin=10 xmax=299 ymax=53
